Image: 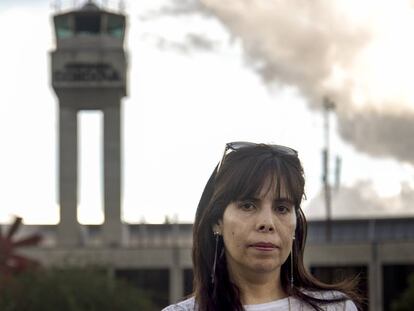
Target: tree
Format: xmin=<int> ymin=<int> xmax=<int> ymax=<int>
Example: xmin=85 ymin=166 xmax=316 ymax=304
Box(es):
xmin=0 ymin=266 xmax=157 ymax=311
xmin=391 ymin=273 xmax=414 ymax=311
xmin=0 ymin=216 xmax=42 ymax=278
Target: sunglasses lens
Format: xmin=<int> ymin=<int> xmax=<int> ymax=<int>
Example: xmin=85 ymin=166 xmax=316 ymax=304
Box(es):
xmin=271 ymin=145 xmax=298 ymax=156
xmin=227 ymin=141 xmax=257 ymax=151
xmin=216 ymin=141 xmax=298 ymax=176
xmin=228 ymin=142 xmax=297 ymax=156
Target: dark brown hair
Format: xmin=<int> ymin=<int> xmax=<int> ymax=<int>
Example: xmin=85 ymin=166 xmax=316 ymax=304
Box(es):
xmin=192 ymin=144 xmax=361 ymax=311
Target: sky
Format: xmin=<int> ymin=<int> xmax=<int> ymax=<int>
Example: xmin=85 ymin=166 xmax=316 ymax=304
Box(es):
xmin=1 ymin=0 xmax=414 ymax=224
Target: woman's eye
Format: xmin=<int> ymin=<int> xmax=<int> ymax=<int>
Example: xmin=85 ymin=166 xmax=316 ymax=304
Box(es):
xmin=275 ymin=205 xmax=290 ymax=214
xmin=238 ymin=201 xmax=256 ymax=211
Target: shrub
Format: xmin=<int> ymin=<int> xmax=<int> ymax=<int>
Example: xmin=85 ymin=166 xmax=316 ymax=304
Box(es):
xmin=391 ymin=273 xmax=414 ymax=311
xmin=0 ymin=266 xmax=157 ymax=311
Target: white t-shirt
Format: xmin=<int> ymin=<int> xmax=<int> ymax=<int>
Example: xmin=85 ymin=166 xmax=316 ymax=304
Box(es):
xmin=162 ymin=291 xmax=358 ymax=311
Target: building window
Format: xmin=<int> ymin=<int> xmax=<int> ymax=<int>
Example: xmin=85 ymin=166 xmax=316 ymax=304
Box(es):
xmin=383 ymin=264 xmax=414 ymax=311
xmin=183 ymin=268 xmax=194 ymax=296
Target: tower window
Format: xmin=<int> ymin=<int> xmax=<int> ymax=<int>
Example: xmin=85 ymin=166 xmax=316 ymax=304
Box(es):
xmin=75 ymin=14 xmax=101 ymax=35
xmin=107 ymin=14 xmax=124 ymax=39
xmin=55 ymin=15 xmax=73 ymax=39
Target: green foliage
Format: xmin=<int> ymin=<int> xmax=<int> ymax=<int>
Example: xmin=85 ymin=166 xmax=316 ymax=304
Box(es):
xmin=0 ymin=267 xmax=158 ymax=311
xmin=391 ymin=273 xmax=414 ymax=311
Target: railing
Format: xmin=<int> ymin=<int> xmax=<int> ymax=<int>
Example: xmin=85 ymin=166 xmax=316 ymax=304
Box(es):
xmin=51 ymin=0 xmax=127 ymax=13
xmin=9 ymin=217 xmax=414 ymax=248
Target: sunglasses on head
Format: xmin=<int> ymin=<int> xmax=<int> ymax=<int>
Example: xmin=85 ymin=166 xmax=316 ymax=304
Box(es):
xmin=216 ymin=141 xmax=298 ymax=174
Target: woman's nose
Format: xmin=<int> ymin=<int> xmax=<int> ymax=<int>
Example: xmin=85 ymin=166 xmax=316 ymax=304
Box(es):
xmin=257 ymin=223 xmax=275 ymax=232
xmin=256 ymin=208 xmax=276 ymax=233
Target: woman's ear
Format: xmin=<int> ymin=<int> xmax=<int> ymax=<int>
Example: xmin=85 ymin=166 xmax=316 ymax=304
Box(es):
xmin=212 ymin=223 xmax=222 ymax=235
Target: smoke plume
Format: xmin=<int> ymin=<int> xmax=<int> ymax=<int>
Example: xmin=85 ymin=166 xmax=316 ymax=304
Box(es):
xmin=155 ymin=0 xmax=414 ymax=164
xmin=305 ymin=180 xmax=414 ymax=219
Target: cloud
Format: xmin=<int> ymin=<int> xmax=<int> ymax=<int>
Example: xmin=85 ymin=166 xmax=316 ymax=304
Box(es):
xmin=186 ymin=33 xmax=217 ymax=51
xmin=152 ymin=33 xmax=218 ymax=53
xmin=138 ymin=0 xmax=209 ymax=21
xmin=158 ymin=0 xmax=208 ymax=16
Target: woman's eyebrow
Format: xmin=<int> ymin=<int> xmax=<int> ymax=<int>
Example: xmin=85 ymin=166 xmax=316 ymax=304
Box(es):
xmin=239 ymin=196 xmax=259 ymax=201
xmin=274 ymin=198 xmax=294 ymax=204
xmin=239 ymin=197 xmax=294 ymax=204
xmin=238 ymin=196 xmax=260 ymax=202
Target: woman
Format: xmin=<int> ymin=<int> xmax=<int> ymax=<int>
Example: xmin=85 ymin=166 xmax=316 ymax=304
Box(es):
xmin=163 ymin=142 xmax=361 ymax=311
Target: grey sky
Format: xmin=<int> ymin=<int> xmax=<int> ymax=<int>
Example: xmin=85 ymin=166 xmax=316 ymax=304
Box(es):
xmin=1 ymin=0 xmax=413 ymax=224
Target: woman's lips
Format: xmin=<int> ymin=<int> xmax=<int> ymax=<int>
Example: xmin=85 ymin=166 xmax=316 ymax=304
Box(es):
xmin=250 ymin=242 xmax=278 ymax=251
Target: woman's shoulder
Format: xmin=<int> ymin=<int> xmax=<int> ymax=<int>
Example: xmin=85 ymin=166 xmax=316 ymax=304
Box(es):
xmin=304 ymin=289 xmax=347 ymax=298
xmin=299 ymin=290 xmax=358 ymax=310
xmin=161 ymin=297 xmax=196 ymax=311
xmin=161 ymin=292 xmax=357 ymax=311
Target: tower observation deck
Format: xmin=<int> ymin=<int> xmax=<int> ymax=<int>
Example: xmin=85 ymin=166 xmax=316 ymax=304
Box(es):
xmin=51 ymin=1 xmax=127 ymax=246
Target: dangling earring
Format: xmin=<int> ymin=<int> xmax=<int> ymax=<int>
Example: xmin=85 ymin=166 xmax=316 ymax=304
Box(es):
xmin=211 ymin=231 xmax=220 ymax=284
xmin=290 ymin=235 xmax=295 ymax=290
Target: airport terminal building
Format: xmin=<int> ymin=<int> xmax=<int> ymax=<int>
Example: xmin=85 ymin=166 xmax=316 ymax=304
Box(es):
xmin=16 ymin=217 xmax=414 ymax=311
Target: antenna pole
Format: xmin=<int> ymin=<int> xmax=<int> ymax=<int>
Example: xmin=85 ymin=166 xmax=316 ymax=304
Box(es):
xmin=52 ymin=0 xmax=62 ymax=11
xmin=119 ymin=0 xmax=125 ymax=11
xmin=322 ymin=97 xmax=335 ymax=242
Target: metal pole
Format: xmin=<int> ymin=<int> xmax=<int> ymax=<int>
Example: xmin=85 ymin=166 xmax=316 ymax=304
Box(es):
xmin=323 ymin=97 xmax=335 ymax=242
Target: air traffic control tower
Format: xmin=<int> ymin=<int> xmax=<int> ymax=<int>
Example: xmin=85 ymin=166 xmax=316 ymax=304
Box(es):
xmin=51 ymin=1 xmax=127 ymax=246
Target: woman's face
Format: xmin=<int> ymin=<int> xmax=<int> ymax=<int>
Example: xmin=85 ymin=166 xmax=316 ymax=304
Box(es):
xmin=216 ymin=180 xmax=297 ymax=280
